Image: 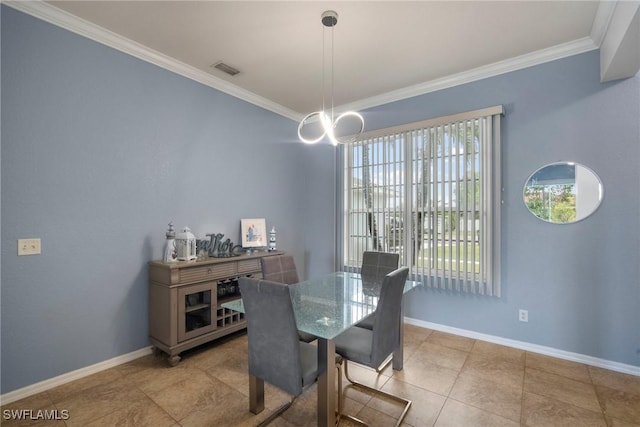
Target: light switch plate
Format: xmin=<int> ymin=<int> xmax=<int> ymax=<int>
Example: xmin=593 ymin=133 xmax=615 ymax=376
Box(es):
xmin=18 ymin=238 xmax=41 ymax=255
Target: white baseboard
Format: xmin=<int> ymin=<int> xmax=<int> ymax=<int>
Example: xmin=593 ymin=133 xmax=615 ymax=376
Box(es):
xmin=405 ymin=317 xmax=640 ymax=377
xmin=0 ymin=347 xmax=153 ymax=405
xmin=3 ymin=320 xmax=639 ymax=405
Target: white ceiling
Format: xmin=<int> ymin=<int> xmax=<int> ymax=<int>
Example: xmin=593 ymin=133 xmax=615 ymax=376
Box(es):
xmin=28 ymin=1 xmax=607 ymax=119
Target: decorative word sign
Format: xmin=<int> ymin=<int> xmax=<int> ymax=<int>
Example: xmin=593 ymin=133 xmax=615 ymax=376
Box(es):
xmin=198 ymin=233 xmax=243 ymax=258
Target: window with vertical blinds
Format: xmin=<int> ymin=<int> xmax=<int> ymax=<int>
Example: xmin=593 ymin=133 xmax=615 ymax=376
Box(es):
xmin=342 ymin=106 xmax=503 ymax=296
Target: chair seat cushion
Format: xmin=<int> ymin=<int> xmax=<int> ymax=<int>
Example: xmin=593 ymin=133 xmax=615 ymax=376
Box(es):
xmin=355 ymin=313 xmax=375 ymax=330
xmin=298 ymin=341 xmax=319 ymax=388
xmin=298 ymin=331 xmax=317 ymax=343
xmin=334 ymin=326 xmax=373 ymax=366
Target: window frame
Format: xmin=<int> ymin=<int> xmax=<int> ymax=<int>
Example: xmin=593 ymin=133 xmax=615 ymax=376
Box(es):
xmin=340 ymin=106 xmax=503 ymax=296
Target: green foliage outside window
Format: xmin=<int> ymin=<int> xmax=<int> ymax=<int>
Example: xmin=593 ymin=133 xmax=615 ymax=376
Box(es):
xmin=524 ymin=184 xmax=576 ymax=223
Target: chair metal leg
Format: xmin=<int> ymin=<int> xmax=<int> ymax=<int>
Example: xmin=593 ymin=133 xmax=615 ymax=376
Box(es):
xmin=257 ymin=397 xmax=295 ymax=427
xmin=250 ymin=375 xmax=265 ymax=414
xmin=375 ymin=353 xmax=393 ymax=373
xmin=336 ymin=362 xmax=343 ymax=426
xmin=254 ymin=362 xmax=345 ymax=426
xmin=340 ymin=360 xmax=412 ymax=427
xmin=250 ymin=374 xmax=296 ymax=427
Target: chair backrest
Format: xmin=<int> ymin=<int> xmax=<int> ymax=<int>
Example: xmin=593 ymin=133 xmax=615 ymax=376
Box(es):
xmin=261 ymin=255 xmax=299 ymax=284
xmin=361 ymin=251 xmax=399 ymax=286
xmin=371 ymin=267 xmax=410 ymax=367
xmin=239 ymin=277 xmax=304 ymax=396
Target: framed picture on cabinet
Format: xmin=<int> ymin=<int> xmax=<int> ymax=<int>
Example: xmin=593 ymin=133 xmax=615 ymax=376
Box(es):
xmin=241 ymin=218 xmax=267 ymax=248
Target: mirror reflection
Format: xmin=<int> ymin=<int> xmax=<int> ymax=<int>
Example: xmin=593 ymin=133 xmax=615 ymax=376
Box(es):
xmin=523 ymin=162 xmax=603 ymax=224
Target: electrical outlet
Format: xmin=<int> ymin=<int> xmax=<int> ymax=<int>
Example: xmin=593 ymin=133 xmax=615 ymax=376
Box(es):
xmin=519 ymin=309 xmax=528 ymax=322
xmin=18 ymin=238 xmax=41 ymax=256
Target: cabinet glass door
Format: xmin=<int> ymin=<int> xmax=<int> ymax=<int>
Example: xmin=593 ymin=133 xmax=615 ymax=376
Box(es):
xmin=178 ymin=282 xmax=216 ymax=341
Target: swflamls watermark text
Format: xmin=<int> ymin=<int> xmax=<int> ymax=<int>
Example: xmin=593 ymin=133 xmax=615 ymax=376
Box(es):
xmin=3 ymin=409 xmax=70 ymax=421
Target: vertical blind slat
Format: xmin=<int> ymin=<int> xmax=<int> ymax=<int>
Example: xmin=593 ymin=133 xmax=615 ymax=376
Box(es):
xmin=439 ymin=126 xmax=445 ymax=288
xmin=480 ymin=118 xmax=485 ymax=292
xmin=462 ymin=121 xmax=469 ymax=293
xmin=470 ymin=119 xmax=477 ymax=293
xmin=447 ymin=123 xmax=453 ymax=289
xmin=344 ymin=108 xmax=501 ymax=296
xmin=452 ymin=123 xmax=464 ymax=292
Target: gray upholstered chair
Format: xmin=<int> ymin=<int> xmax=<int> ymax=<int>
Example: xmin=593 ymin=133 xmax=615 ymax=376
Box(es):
xmin=238 ymin=277 xmax=320 ymax=425
xmin=261 ymin=255 xmax=299 ymax=284
xmin=356 ymin=251 xmax=400 ymax=331
xmin=260 ymin=255 xmax=316 ymax=343
xmin=360 ymin=251 xmax=400 ymax=285
xmin=334 ymin=267 xmax=412 ymax=427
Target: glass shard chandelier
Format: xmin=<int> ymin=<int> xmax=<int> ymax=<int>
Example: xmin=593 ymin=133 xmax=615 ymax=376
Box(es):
xmin=298 ymin=10 xmax=364 ymax=145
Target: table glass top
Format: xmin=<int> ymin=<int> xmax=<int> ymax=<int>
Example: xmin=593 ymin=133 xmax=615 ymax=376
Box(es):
xmin=221 ymin=271 xmax=420 ymax=340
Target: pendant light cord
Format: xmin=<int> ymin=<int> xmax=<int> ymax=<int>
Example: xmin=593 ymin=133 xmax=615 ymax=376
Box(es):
xmin=322 ymin=23 xmax=326 ymax=114
xmin=330 ymin=22 xmax=335 ymax=124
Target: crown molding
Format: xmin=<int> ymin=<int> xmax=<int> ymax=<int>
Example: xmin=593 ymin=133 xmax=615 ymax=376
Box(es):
xmin=6 ymin=0 xmax=600 ymax=122
xmin=338 ymin=36 xmax=598 ymax=114
xmin=590 ymin=0 xmax=618 ymax=47
xmin=3 ymin=0 xmax=302 ymax=121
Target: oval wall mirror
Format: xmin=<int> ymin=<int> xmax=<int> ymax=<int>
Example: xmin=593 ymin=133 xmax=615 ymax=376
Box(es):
xmin=523 ymin=162 xmax=603 ymax=224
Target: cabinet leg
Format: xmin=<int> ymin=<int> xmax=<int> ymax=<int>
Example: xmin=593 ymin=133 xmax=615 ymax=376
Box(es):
xmin=152 ymin=346 xmax=163 ymax=357
xmin=168 ymin=355 xmax=181 ymax=366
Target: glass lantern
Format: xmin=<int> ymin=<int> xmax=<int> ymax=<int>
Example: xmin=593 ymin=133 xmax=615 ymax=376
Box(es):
xmin=176 ymin=227 xmax=197 ymax=261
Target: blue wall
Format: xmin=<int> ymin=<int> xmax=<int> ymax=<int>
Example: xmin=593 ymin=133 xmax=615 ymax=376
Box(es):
xmin=362 ymin=50 xmax=640 ymax=368
xmin=2 ymin=5 xmax=639 ymax=395
xmin=1 ymin=6 xmax=335 ymax=393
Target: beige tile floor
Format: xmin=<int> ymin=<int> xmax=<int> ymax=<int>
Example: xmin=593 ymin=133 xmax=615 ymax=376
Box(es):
xmin=2 ymin=324 xmax=639 ymax=426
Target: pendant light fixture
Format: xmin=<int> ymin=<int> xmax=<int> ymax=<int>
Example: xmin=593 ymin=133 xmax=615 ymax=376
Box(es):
xmin=298 ymin=11 xmax=364 ymax=145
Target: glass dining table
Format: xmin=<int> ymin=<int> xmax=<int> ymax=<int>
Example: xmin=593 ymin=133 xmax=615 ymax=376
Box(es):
xmin=222 ymin=271 xmax=421 ymax=427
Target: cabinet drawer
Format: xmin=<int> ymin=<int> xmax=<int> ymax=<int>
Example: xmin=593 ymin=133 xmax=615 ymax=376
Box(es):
xmin=237 ymin=259 xmax=261 ymax=273
xmin=179 ymin=263 xmax=238 ymax=284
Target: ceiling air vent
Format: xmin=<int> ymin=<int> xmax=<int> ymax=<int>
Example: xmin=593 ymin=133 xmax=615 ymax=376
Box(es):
xmin=211 ymin=61 xmax=240 ymax=76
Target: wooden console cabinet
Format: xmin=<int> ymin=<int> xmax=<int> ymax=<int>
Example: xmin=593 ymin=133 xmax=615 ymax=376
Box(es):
xmin=148 ymin=251 xmax=283 ymax=365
